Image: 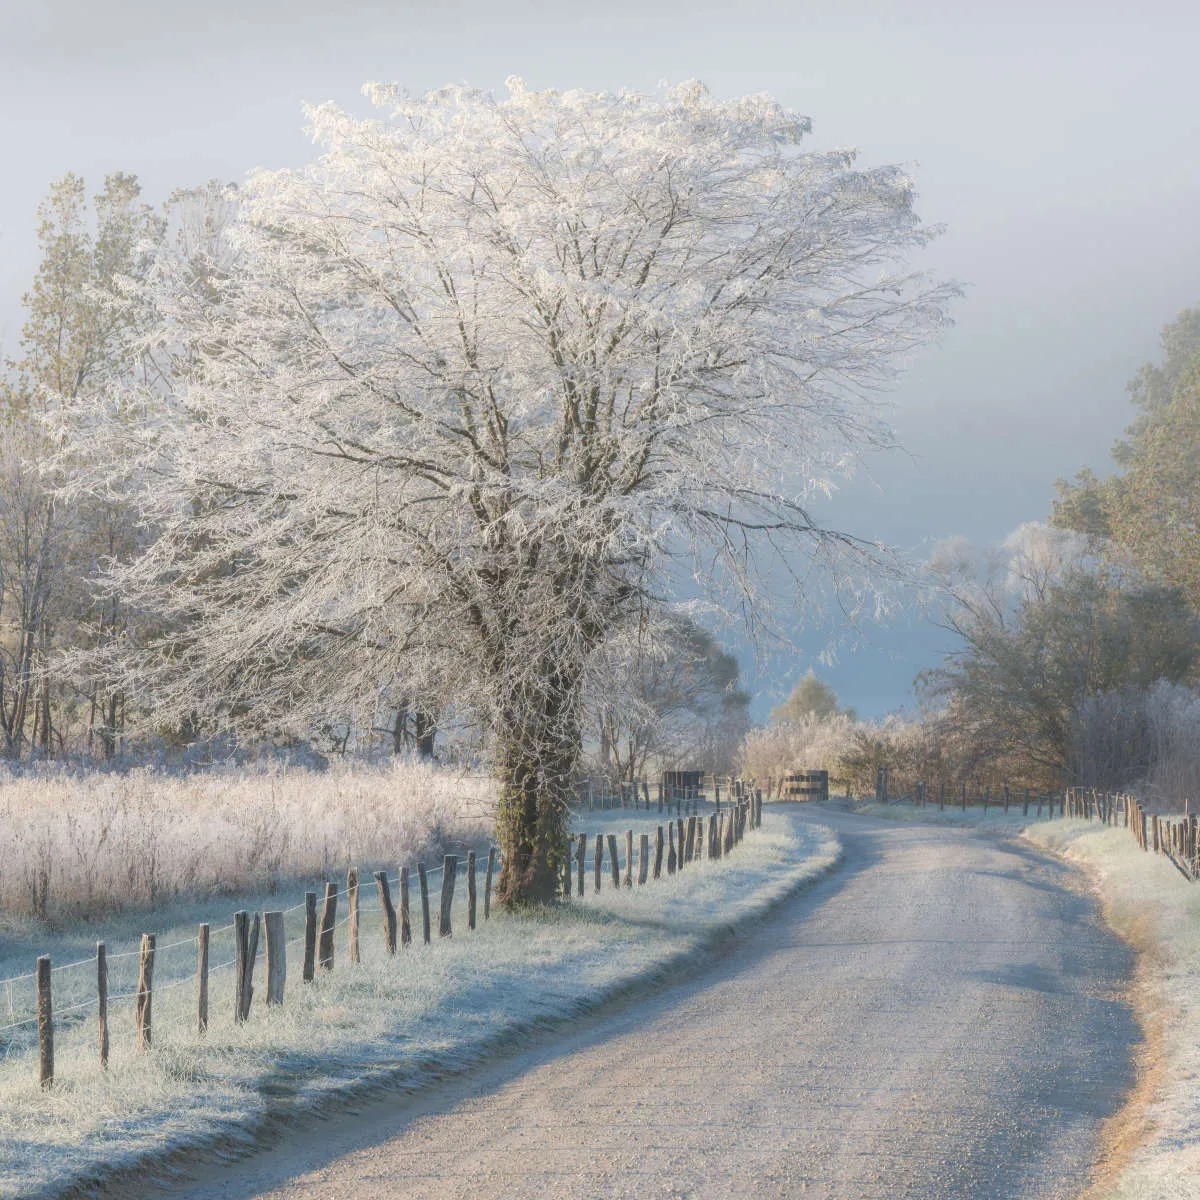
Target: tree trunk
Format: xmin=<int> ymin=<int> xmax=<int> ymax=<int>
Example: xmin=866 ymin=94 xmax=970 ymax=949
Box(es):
xmin=414 ymin=706 xmax=437 ymax=761
xmin=494 ymin=692 xmax=579 ymax=908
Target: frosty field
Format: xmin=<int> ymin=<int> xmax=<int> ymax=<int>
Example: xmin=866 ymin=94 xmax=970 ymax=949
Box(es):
xmin=0 ymin=807 xmax=839 ymax=1199
xmin=0 ymin=761 xmax=494 ymax=923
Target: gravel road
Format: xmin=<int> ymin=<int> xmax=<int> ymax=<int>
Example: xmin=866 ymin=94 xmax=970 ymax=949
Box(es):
xmin=152 ymin=807 xmax=1138 ymax=1200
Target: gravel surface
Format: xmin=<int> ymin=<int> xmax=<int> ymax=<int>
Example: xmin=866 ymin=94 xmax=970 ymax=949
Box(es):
xmin=146 ymin=807 xmax=1138 ymax=1200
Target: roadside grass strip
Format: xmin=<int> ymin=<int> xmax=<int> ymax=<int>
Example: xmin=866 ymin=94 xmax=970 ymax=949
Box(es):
xmin=0 ymin=811 xmax=839 ymax=1199
xmin=1024 ymin=819 xmax=1200 ymax=1200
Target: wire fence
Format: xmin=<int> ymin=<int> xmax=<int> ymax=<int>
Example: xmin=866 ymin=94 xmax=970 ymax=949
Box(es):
xmin=1 ymin=789 xmax=765 ymax=1088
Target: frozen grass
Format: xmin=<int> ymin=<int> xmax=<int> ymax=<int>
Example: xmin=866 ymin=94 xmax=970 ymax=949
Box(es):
xmin=0 ymin=760 xmax=494 ymax=922
xmin=851 ymin=795 xmax=1200 ymax=1198
xmin=0 ymin=809 xmax=839 ymax=1199
xmin=1023 ymin=819 xmax=1200 ymax=1199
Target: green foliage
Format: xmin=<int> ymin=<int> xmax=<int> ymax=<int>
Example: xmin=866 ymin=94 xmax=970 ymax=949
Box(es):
xmin=1053 ymin=305 xmax=1200 ymax=608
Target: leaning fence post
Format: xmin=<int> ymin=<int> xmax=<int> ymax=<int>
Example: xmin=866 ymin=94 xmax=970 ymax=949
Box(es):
xmin=96 ymin=941 xmax=109 ymax=1069
xmin=400 ymin=866 xmax=413 ymax=946
xmin=347 ymin=867 xmax=360 ymax=965
xmin=375 ymin=871 xmax=398 ymax=954
xmin=37 ymin=955 xmax=52 ymax=1089
xmin=136 ymin=933 xmax=155 ymax=1051
xmin=265 ymin=911 xmax=286 ymax=1006
xmin=197 ymin=924 xmax=209 ymax=1034
xmin=667 ymin=822 xmax=677 ymax=874
xmin=484 ymin=848 xmax=496 ymax=919
xmin=303 ymin=892 xmax=317 ymax=982
xmin=654 ymin=825 xmax=665 ymax=878
xmin=607 ymin=834 xmax=620 ymax=889
xmin=417 ymin=863 xmax=432 ymax=944
xmin=235 ymin=911 xmax=259 ymax=1022
xmin=575 ymin=834 xmax=587 ymax=897
xmin=467 ymin=851 xmax=478 ymax=929
xmin=318 ymin=883 xmax=338 ymax=971
xmin=439 ymin=855 xmax=457 ymax=936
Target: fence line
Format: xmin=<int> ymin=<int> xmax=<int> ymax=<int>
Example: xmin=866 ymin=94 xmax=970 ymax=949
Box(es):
xmin=2 ymin=790 xmax=765 ymax=1088
xmin=878 ymin=773 xmax=1199 ymax=882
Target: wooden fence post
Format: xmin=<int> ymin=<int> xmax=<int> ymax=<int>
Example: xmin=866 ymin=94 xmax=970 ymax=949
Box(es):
xmin=347 ymin=868 xmax=360 ymax=965
xmin=37 ymin=956 xmax=52 ymax=1089
xmin=235 ymin=911 xmax=259 ymax=1022
xmin=484 ymin=849 xmax=497 ymax=919
xmin=197 ymin=924 xmax=209 ymax=1034
xmin=676 ymin=818 xmax=685 ymax=868
xmin=375 ymin=871 xmax=398 ymax=954
xmin=400 ymin=866 xmax=413 ymax=946
xmin=961 ymin=781 xmax=967 ymax=811
xmin=607 ymin=834 xmax=620 ymax=889
xmin=136 ymin=934 xmax=155 ymax=1051
xmin=594 ymin=835 xmax=604 ymax=892
xmin=439 ymin=856 xmax=457 ymax=936
xmin=303 ymin=892 xmax=317 ymax=982
xmin=563 ymin=840 xmax=573 ymax=899
xmin=318 ymin=883 xmax=338 ymax=971
xmin=654 ymin=825 xmax=665 ymax=879
xmin=265 ymin=911 xmax=286 ymax=1006
xmin=418 ymin=863 xmax=432 ymax=944
xmin=624 ymin=831 xmax=634 ymax=887
xmin=467 ymin=851 xmax=477 ymax=929
xmin=97 ymin=941 xmax=109 ymax=1068
xmin=638 ymin=833 xmax=649 ymax=885
xmin=575 ymin=834 xmax=587 ymax=897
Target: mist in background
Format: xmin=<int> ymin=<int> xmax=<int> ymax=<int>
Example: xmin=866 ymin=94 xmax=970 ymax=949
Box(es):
xmin=2 ymin=0 xmax=1197 ymax=718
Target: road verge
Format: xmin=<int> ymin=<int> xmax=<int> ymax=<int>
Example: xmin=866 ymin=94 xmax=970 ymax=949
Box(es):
xmin=2 ymin=812 xmax=840 ymax=1200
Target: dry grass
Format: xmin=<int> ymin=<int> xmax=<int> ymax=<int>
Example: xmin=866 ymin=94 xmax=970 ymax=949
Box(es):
xmin=0 ymin=760 xmax=495 ymax=923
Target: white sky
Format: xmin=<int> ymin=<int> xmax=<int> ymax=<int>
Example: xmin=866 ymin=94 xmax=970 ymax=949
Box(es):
xmin=1 ymin=0 xmax=1197 ymax=717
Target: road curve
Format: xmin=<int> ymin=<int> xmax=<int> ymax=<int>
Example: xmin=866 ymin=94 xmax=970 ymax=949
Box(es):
xmin=147 ymin=808 xmax=1138 ymax=1200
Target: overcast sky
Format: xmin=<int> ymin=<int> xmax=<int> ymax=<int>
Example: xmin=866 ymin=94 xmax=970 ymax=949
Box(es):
xmin=2 ymin=0 xmax=1197 ymax=718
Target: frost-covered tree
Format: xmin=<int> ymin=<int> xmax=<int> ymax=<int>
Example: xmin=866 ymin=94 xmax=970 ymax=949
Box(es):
xmin=61 ymin=80 xmax=955 ymax=903
xmin=586 ymin=611 xmax=749 ymax=781
xmin=0 ymin=173 xmax=162 ymax=758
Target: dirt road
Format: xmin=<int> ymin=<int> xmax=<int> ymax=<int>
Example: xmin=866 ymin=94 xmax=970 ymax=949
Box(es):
xmin=148 ymin=808 xmax=1138 ymax=1199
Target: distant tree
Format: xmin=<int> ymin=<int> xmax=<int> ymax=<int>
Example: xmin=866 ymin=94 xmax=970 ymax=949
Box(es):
xmin=0 ymin=173 xmax=162 ymax=758
xmin=1053 ymin=305 xmax=1200 ymax=607
xmin=925 ymin=566 xmax=1200 ymax=781
xmin=770 ymin=670 xmax=851 ymax=724
xmin=59 ymin=80 xmax=955 ymax=904
xmin=588 ymin=613 xmax=750 ymax=781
